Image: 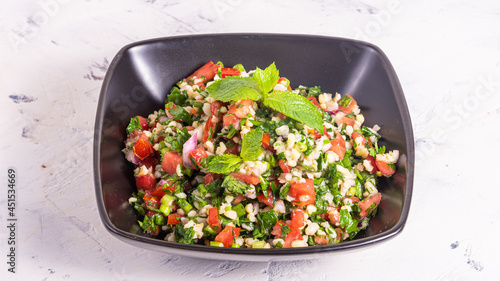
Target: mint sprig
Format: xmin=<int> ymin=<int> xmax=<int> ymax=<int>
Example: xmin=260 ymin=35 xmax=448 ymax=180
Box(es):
xmin=206 ymin=154 xmax=243 ymax=174
xmin=263 ymin=90 xmax=324 ymax=133
xmin=240 ymin=128 xmax=264 ymax=161
xmin=253 ymin=62 xmax=279 ymax=94
xmin=206 ymin=77 xmax=261 ymax=102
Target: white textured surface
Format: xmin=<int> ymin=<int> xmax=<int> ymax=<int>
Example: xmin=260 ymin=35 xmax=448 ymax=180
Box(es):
xmin=1 ymin=0 xmax=500 ymax=280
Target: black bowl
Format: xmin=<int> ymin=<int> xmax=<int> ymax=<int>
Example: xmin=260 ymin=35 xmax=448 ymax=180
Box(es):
xmin=93 ymin=34 xmax=414 ymax=261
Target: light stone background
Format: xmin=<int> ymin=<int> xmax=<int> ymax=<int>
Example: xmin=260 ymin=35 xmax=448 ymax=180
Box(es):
xmin=1 ymin=0 xmax=500 ymax=280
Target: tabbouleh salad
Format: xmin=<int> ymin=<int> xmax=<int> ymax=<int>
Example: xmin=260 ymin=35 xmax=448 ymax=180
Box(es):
xmin=123 ymin=61 xmax=399 ymax=248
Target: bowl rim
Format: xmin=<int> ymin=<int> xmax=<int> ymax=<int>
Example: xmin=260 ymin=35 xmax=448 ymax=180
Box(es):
xmin=93 ymin=33 xmax=414 ymax=258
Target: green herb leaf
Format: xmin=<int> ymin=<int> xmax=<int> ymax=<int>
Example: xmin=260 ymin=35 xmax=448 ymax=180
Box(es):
xmin=263 ymin=90 xmax=324 ymax=133
xmin=339 ymin=208 xmax=358 ymax=233
xmin=206 ymin=76 xmax=262 ymax=102
xmin=126 ymin=116 xmax=142 ymax=134
xmin=240 ymin=128 xmax=264 ymax=161
xmin=222 ymin=175 xmax=249 ymax=195
xmin=206 ymin=154 xmax=243 ymax=174
xmin=174 ymin=223 xmax=195 ymax=244
xmin=253 ymin=62 xmax=279 ymax=94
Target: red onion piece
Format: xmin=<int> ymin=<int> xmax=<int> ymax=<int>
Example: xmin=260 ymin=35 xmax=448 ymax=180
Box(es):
xmin=182 ymin=131 xmax=198 ymax=169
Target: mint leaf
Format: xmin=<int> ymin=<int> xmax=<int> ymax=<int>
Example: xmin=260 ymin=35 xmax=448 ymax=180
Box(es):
xmin=339 ymin=208 xmax=358 ymax=233
xmin=206 ymin=76 xmax=262 ymax=102
xmin=206 ymin=154 xmax=243 ymax=174
xmin=222 ymin=175 xmax=249 ymax=195
xmin=126 ymin=116 xmax=142 ymax=134
xmin=240 ymin=128 xmax=263 ymax=161
xmin=263 ymin=90 xmax=324 ymax=133
xmin=253 ymin=62 xmax=279 ymax=94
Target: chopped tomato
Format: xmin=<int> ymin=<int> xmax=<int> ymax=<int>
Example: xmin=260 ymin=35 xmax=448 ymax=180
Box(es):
xmin=161 ymin=151 xmax=183 ymax=175
xmin=232 ymin=194 xmax=246 ymax=205
xmin=137 ymin=156 xmax=158 ymax=169
xmin=167 ymin=213 xmax=183 ymax=225
xmin=277 ymin=77 xmax=292 ymax=90
xmin=214 ymin=225 xmax=241 ymax=247
xmin=283 ymin=227 xmax=302 ymax=248
xmin=365 ymin=156 xmax=378 ymax=174
xmin=133 ymin=133 xmax=154 ymax=160
xmin=207 ymin=206 xmax=221 ymax=229
xmin=271 ymin=221 xmax=286 ymax=237
xmin=136 ymin=115 xmax=149 ymax=130
xmin=204 ymin=173 xmax=214 ymax=185
xmin=227 ymin=100 xmax=253 ymax=118
xmin=230 ymin=172 xmax=261 ymax=185
xmin=257 ymin=189 xmax=274 ymax=206
xmin=186 ymin=61 xmax=221 ymax=89
xmin=135 ymin=173 xmax=156 ymax=190
xmin=352 ymin=132 xmax=369 ymax=147
xmin=189 ymin=147 xmax=208 ymax=168
xmin=341 ymin=115 xmax=356 ymax=127
xmin=314 ymin=235 xmax=330 ymax=245
xmin=306 ymin=96 xmax=321 ymax=110
xmin=338 ymin=94 xmax=357 ymax=114
xmin=203 ymin=115 xmax=218 ymax=143
xmin=278 ymin=159 xmax=291 ymax=173
xmin=211 ymin=101 xmax=224 ymax=116
xmin=150 ymin=184 xmax=166 ymax=198
xmin=261 ymin=133 xmax=274 ymax=151
xmin=223 ymin=113 xmax=240 ymax=129
xmin=289 ymin=179 xmax=315 ymax=207
xmin=143 ymin=193 xmax=160 ymax=211
xmin=225 ymin=143 xmax=240 ymax=155
xmin=329 ymin=131 xmax=346 ymax=160
xmin=328 ymin=207 xmax=341 ymax=226
xmin=290 ymin=208 xmax=306 ymax=229
xmin=145 ymin=211 xmax=161 ymax=236
xmin=153 ymin=179 xmax=176 ymax=197
xmin=358 ymin=192 xmax=382 ymax=217
xmin=376 ymin=161 xmax=395 ymax=177
xmin=220 ymin=67 xmax=241 ymax=78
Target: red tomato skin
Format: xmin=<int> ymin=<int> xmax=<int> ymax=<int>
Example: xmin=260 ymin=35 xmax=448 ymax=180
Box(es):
xmin=150 ymin=184 xmax=167 ymax=198
xmin=227 ymin=100 xmax=253 ymax=118
xmin=376 ymin=161 xmax=395 ymax=177
xmin=136 ymin=116 xmax=149 ymax=130
xmin=204 ymin=173 xmax=215 ymax=185
xmin=290 ymin=208 xmax=306 ymax=229
xmin=189 ymin=147 xmax=208 ymax=168
xmin=203 ymin=115 xmax=217 ymax=143
xmin=338 ymin=94 xmax=357 ymax=114
xmin=223 ymin=113 xmax=240 ymax=130
xmin=365 ymin=156 xmax=378 ymax=174
xmin=306 ymin=96 xmax=321 ymax=110
xmin=358 ymin=192 xmax=382 ymax=217
xmin=214 ymin=225 xmax=241 ymax=247
xmin=329 ymin=131 xmax=346 ymax=160
xmin=144 ymin=193 xmax=160 ymax=211
xmin=133 ymin=133 xmax=154 ymax=160
xmin=161 ymin=151 xmax=183 ymax=175
xmin=261 ymin=133 xmax=274 ymax=151
xmin=187 ymin=61 xmax=220 ymax=86
xmin=279 ymin=159 xmax=291 ymax=173
xmin=135 ymin=173 xmax=156 ymax=190
xmin=232 ymin=194 xmax=246 ymax=205
xmin=167 ymin=213 xmax=183 ymax=225
xmin=230 ymin=172 xmax=261 ymax=185
xmin=288 ymin=179 xmax=315 ymax=207
xmin=271 ymin=221 xmax=286 ymax=237
xmin=210 ymin=101 xmax=224 ymax=116
xmin=283 ymin=227 xmax=302 ymax=248
xmin=220 ymin=67 xmax=241 ymax=78
xmin=257 ymin=189 xmax=274 ymax=206
xmin=225 ymin=143 xmax=240 ymax=155
xmin=207 ymin=206 xmax=221 ymax=228
xmin=137 ymin=156 xmax=158 ymax=169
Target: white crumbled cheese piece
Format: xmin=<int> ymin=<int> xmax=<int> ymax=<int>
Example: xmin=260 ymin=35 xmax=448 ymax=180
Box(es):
xmin=305 ymin=222 xmax=320 ymax=236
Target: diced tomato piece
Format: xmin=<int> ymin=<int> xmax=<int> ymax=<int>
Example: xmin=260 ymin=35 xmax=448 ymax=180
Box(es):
xmin=137 ymin=156 xmax=158 ymax=169
xmin=290 ymin=208 xmax=306 ymax=229
xmin=277 ymin=77 xmax=292 ymax=90
xmin=314 ymin=235 xmax=330 ymax=245
xmin=211 ymin=101 xmax=224 ymax=116
xmin=145 ymin=211 xmax=161 ymax=236
xmin=306 ymin=96 xmax=321 ymax=110
xmin=161 ymin=151 xmax=183 ymax=175
xmin=133 ymin=133 xmax=154 ymax=160
xmin=223 ymin=113 xmax=240 ymax=130
xmin=376 ymin=161 xmax=395 ymax=177
xmin=352 ymin=132 xmax=366 ymax=146
xmin=278 ymin=159 xmax=291 ymax=173
xmin=203 ymin=115 xmax=218 ymax=143
xmin=317 ymin=213 xmax=329 ymax=220
xmin=135 ymin=116 xmax=149 ymax=130
xmin=152 ymin=179 xmax=176 ymax=197
xmin=257 ymin=189 xmax=274 ymax=206
xmin=214 ymin=225 xmax=241 ymax=247
xmin=289 ymin=179 xmax=315 ymax=207
xmin=283 ymin=227 xmax=302 ymax=248
xmin=220 ymin=67 xmax=241 ymax=78
xmin=232 ymin=194 xmax=246 ymax=205
xmin=271 ymin=221 xmax=286 ymax=237
xmin=225 ymin=143 xmax=240 ymax=155
xmin=207 ymin=206 xmax=221 ymax=228
xmin=150 ymin=184 xmax=166 ymax=198
xmin=144 ymin=193 xmax=160 ymax=211
xmin=189 ymin=147 xmax=208 ymax=168
xmin=327 ymin=207 xmax=341 ymax=226
xmin=358 ymin=192 xmax=382 ymax=217
xmin=342 ymin=115 xmax=356 ymax=127
xmin=230 ymin=172 xmax=261 ymax=185
xmin=227 ymin=100 xmax=253 ymax=118
xmin=261 ymin=133 xmax=274 ymax=151
xmin=338 ymin=94 xmax=357 ymax=114
xmin=167 ymin=213 xmax=183 ymax=225
xmin=204 ymin=173 xmax=214 ymax=185
xmin=365 ymin=155 xmax=378 ymax=174
xmin=312 ymin=129 xmax=322 ymax=138
xmin=329 ymin=131 xmax=346 ymax=160
xmin=186 ymin=61 xmax=221 ymax=89
xmin=135 ymin=173 xmax=156 ymax=190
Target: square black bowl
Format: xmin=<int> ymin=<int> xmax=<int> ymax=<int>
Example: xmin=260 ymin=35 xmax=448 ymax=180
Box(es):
xmin=93 ymin=34 xmax=414 ymax=261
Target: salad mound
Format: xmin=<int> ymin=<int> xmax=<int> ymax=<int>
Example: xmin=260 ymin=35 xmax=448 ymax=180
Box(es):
xmin=123 ymin=61 xmax=399 ymax=248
